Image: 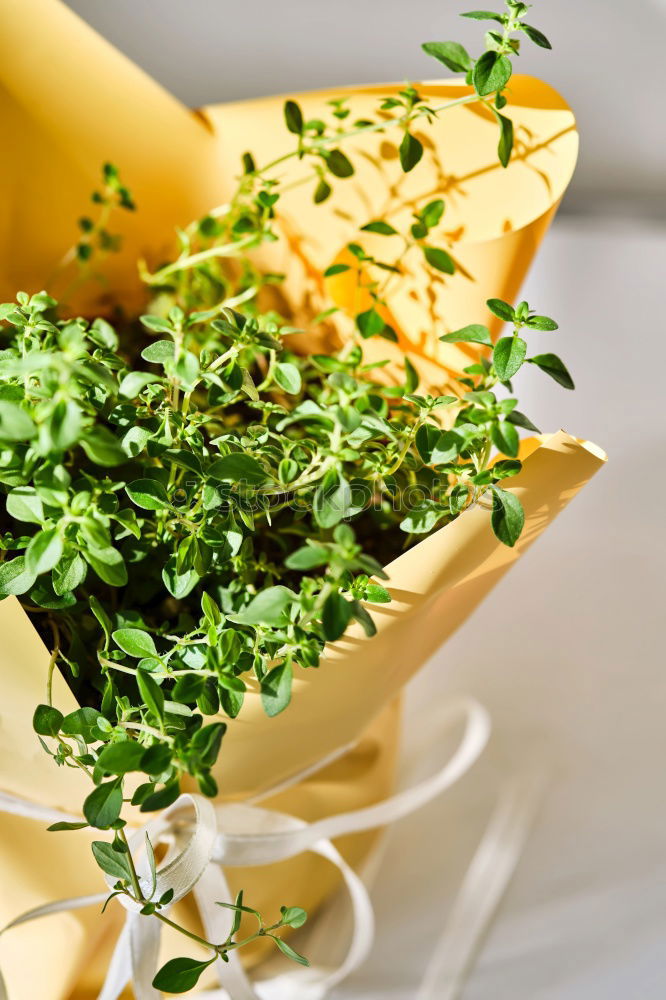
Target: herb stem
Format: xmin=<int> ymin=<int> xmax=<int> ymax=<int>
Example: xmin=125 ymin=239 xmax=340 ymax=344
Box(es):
xmin=119 ymin=828 xmax=144 ymax=903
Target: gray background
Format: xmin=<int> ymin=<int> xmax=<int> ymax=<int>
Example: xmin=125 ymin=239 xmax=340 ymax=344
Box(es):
xmin=60 ymin=2 xmax=666 ymax=997
xmin=62 ymin=0 xmax=666 ymax=215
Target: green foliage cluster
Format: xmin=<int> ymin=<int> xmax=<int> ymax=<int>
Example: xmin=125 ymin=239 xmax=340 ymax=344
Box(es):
xmin=2 ymin=288 xmax=567 ymax=818
xmin=0 ymin=1 xmax=565 ymax=986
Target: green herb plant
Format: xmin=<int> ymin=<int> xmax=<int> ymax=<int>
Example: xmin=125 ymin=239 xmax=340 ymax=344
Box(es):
xmin=0 ymin=3 xmax=566 ymax=993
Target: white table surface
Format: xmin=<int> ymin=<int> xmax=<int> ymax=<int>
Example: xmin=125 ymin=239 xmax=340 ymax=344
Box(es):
xmin=327 ymin=215 xmax=666 ymax=999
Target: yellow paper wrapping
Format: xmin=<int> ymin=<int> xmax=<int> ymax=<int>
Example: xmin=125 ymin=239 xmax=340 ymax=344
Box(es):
xmin=0 ymin=1 xmax=602 ymax=997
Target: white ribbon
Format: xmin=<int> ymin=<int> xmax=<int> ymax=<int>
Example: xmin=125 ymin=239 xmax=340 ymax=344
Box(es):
xmin=0 ymin=698 xmax=543 ymax=1000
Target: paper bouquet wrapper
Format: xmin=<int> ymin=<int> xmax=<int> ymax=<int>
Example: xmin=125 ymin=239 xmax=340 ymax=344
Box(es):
xmin=0 ymin=1 xmax=604 ymax=997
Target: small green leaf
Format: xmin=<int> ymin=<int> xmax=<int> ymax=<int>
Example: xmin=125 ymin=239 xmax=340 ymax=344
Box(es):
xmin=495 ymin=111 xmax=514 ymax=168
xmin=424 ymin=246 xmax=455 ymax=274
xmin=449 ymin=484 xmax=471 ymax=515
xmin=416 ymin=425 xmax=461 ymax=465
xmin=473 ymin=51 xmax=512 ymax=96
xmin=507 ymin=409 xmax=541 ymax=433
xmin=5 ymin=487 xmax=44 ymax=524
xmin=141 ymin=743 xmax=173 ymax=775
xmin=228 ymin=891 xmax=245 ymax=937
xmin=83 ymin=781 xmax=123 ymax=829
xmin=91 ymin=840 xmax=133 ymax=881
xmin=26 ymin=528 xmax=63 ymax=575
xmin=201 ymin=591 xmax=222 ymax=627
xmin=490 ymin=487 xmax=525 ymax=547
xmin=231 ymin=586 xmax=294 ymax=627
xmin=141 ymin=340 xmax=175 ymax=363
xmin=97 ymin=741 xmax=146 ymax=775
xmin=461 ymin=10 xmax=504 ymax=22
xmin=399 ymin=132 xmax=423 ymax=173
xmin=356 ymin=308 xmax=385 ymax=339
xmin=90 ymin=595 xmax=113 ymax=645
xmin=152 ymin=957 xmax=215 ymax=994
xmin=399 ymin=500 xmax=443 ymax=534
xmin=0 ymin=556 xmax=36 ymax=597
xmin=432 ymin=430 xmax=463 ymax=465
xmin=404 ymin=356 xmax=419 ymax=394
xmin=421 ymin=41 xmax=472 ymax=73
xmin=440 ymin=324 xmax=492 ymax=347
xmin=421 ymin=199 xmax=445 ymax=228
xmin=521 ymin=24 xmax=552 ymax=49
xmin=261 ymin=660 xmax=293 ymax=717
xmin=284 ymin=99 xmax=304 ymax=135
xmin=84 ymin=547 xmax=128 ymax=587
xmin=360 ymin=221 xmax=399 ymax=236
xmin=126 ymin=479 xmax=170 ymax=511
xmin=47 ymin=821 xmax=88 ymax=832
xmin=196 ymin=679 xmax=220 ymax=717
xmin=139 ymin=780 xmax=180 ymax=813
xmin=118 ymin=372 xmax=160 ymax=399
xmin=491 ymin=420 xmax=520 ymax=458
xmin=53 ymin=552 xmax=86 ymax=596
xmin=285 ymin=545 xmax=330 ymax=570
xmin=208 ymin=453 xmax=267 ymax=485
xmin=137 ymin=669 xmax=165 ymax=723
xmin=314 ymin=179 xmax=332 ymax=203
xmin=415 ymin=424 xmax=441 ymax=464
xmin=272 ymin=936 xmax=310 ymax=967
xmin=122 ymin=426 xmax=151 ymax=457
xmin=322 ymin=591 xmax=353 ymax=641
xmin=526 ymin=315 xmax=558 ymax=331
xmin=323 ymin=263 xmax=350 ymax=278
xmin=190 ymin=722 xmax=226 ymax=767
xmin=528 ymin=353 xmax=575 ymax=389
xmin=493 ymin=336 xmax=527 ymax=381
xmin=492 ymin=459 xmax=522 ymax=480
xmin=218 ymin=674 xmax=245 ymax=719
xmin=113 ymin=628 xmax=157 ymax=659
xmin=0 ymin=401 xmax=36 ymax=441
xmin=33 ymin=704 xmax=64 ymax=737
xmin=365 ymin=584 xmax=391 ymax=604
xmin=280 ymin=906 xmax=308 ymax=928
xmin=487 ymin=298 xmax=515 ymax=322
xmin=274 ymin=363 xmax=302 ymax=395
xmin=326 ymin=149 xmax=354 ymax=178
xmin=61 ymin=706 xmax=105 ymax=741
xmin=81 ymin=428 xmax=127 ymax=467
xmin=313 ymin=474 xmax=352 ymax=528
xmin=145 ymin=833 xmax=157 ymax=898
xmin=140 ymin=315 xmax=172 ymax=334
xmin=162 ymin=556 xmax=199 ymax=600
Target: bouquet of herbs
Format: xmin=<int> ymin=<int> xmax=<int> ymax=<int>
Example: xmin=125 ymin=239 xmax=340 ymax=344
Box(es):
xmin=0 ymin=2 xmax=573 ymax=990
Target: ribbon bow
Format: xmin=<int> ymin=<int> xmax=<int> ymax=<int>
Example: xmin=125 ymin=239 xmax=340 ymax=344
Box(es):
xmin=0 ymin=699 xmax=543 ymax=1000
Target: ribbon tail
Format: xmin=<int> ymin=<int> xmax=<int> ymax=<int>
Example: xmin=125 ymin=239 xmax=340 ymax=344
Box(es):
xmin=97 ymin=917 xmax=132 ymax=1000
xmin=194 ymin=864 xmax=261 ymax=1000
xmin=129 ymin=910 xmax=162 ymax=1000
xmin=416 ymin=767 xmax=546 ymax=1000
